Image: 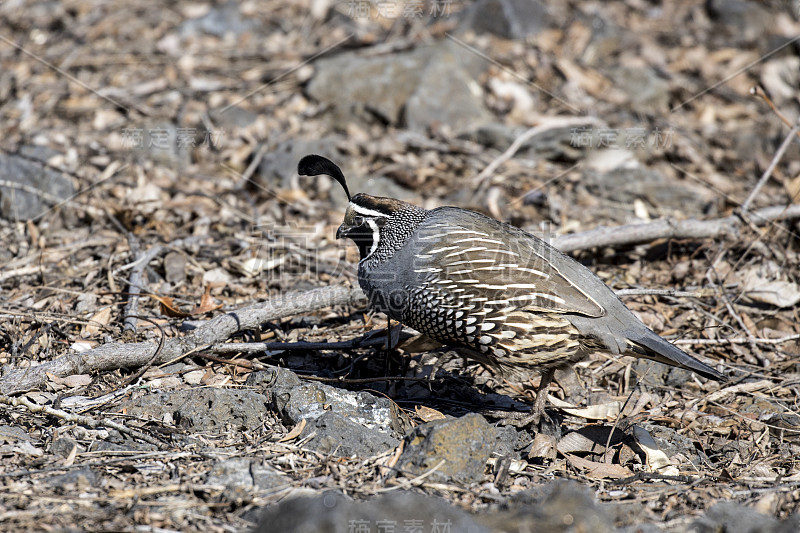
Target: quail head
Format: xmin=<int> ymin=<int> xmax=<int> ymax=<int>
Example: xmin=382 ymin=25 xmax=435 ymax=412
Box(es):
xmin=299 ymin=155 xmax=727 ymax=423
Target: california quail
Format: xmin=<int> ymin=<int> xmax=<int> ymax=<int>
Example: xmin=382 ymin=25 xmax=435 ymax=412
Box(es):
xmin=298 ymin=155 xmax=727 ymax=423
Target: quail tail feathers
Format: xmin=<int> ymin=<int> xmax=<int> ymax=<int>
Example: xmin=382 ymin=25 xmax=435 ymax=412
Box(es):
xmin=626 ymin=328 xmax=727 ymax=381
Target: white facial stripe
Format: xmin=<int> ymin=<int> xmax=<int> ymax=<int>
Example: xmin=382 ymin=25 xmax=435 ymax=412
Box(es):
xmin=351 ymin=204 xmax=391 ymax=218
xmin=365 ymin=218 xmax=380 ymax=258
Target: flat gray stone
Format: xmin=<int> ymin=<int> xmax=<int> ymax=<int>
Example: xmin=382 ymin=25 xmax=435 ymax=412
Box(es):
xmin=459 ymin=0 xmax=551 ymax=39
xmin=272 ymin=380 xmax=403 ymax=435
xmin=306 ymin=41 xmax=490 ymax=133
xmin=123 ymin=388 xmax=270 ymax=433
xmin=396 ymin=413 xmax=495 ymax=484
xmin=205 ymin=457 xmax=288 ymax=491
xmin=693 ymin=501 xmax=780 ymax=533
xmin=487 ymin=481 xmax=615 ymax=532
xmin=611 ymin=65 xmax=670 ymax=114
xmin=298 ymin=411 xmax=400 ymax=458
xmin=0 ymin=152 xmax=75 ymax=221
xmin=253 ymin=490 xmax=489 ymax=532
xmin=255 ymin=136 xmax=345 ymax=190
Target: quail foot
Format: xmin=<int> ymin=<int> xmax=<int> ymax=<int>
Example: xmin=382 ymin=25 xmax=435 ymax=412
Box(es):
xmin=299 ymin=155 xmax=727 ymax=425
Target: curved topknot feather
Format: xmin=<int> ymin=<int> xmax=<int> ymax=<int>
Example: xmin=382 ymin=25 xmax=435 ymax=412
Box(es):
xmin=298 ymin=155 xmax=351 ymax=200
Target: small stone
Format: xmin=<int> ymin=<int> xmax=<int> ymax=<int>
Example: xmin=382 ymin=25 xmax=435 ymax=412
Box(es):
xmin=0 ymin=152 xmax=75 ymax=221
xmin=163 ymin=251 xmax=187 ymax=283
xmin=206 ymin=458 xmax=287 ymax=491
xmin=298 ymin=411 xmax=400 ymax=458
xmin=396 ymin=413 xmax=495 ymax=484
xmin=252 ymin=490 xmax=489 ymax=532
xmin=458 ymin=0 xmax=551 ymax=39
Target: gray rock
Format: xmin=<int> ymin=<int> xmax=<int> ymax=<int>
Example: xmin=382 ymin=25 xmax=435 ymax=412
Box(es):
xmin=178 ymin=1 xmax=257 ymax=38
xmin=404 ymin=51 xmax=492 ymax=133
xmin=485 ymin=480 xmax=615 ymax=532
xmin=253 ymin=490 xmax=489 ymax=533
xmin=272 ymin=381 xmax=404 ymax=435
xmin=255 ymin=136 xmax=344 ymax=190
xmin=205 ymin=457 xmax=288 ymax=492
xmin=0 ymin=424 xmax=32 ymax=443
xmin=123 ymin=388 xmax=270 ymax=433
xmin=306 ymin=41 xmax=491 ymax=133
xmin=0 ymin=152 xmax=75 ymax=221
xmin=209 ymin=105 xmax=258 ymax=129
xmin=460 ymin=122 xmax=587 ymax=161
xmin=693 ymin=501 xmax=780 ymax=533
xmin=396 ymin=413 xmax=495 ymax=484
xmin=298 ymin=411 xmax=400 ymax=457
xmin=706 ymin=0 xmax=772 ymax=46
xmin=17 ymin=144 xmax=62 ymax=164
xmin=577 ymin=167 xmax=714 ymax=221
xmin=163 ymin=251 xmax=187 ymax=284
xmin=50 ymin=437 xmax=81 ymax=458
xmin=246 ymin=367 xmax=302 ymax=391
xmin=459 ymin=0 xmax=551 ymax=39
xmin=636 ymin=423 xmax=709 ymax=468
xmin=132 ymin=122 xmax=192 ymax=168
xmin=344 ymin=171 xmax=417 ymax=203
xmin=610 ymin=65 xmax=670 ymax=115
xmin=47 ymin=467 xmax=99 ymax=491
xmin=493 ymin=424 xmax=524 ymax=460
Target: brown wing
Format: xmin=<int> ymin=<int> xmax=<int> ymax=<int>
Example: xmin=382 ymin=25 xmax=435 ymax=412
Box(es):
xmin=414 ymin=212 xmax=604 ymax=317
xmin=409 ymin=211 xmax=603 ymax=365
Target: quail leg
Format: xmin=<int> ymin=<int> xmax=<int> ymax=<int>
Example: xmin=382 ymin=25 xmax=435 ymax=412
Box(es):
xmin=530 ymin=367 xmax=555 ymax=425
xmin=502 ymin=367 xmax=555 ymax=428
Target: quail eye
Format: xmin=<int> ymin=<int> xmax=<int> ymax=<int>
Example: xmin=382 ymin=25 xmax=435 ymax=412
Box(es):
xmin=353 ymin=216 xmax=365 ymax=226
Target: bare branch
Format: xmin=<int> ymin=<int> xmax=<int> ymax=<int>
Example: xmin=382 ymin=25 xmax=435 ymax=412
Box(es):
xmin=0 ymin=284 xmax=364 ymax=395
xmin=551 ymin=204 xmax=800 ymax=253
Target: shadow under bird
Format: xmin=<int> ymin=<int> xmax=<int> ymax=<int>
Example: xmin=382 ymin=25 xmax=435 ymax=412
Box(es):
xmin=298 ymin=154 xmax=727 ymax=423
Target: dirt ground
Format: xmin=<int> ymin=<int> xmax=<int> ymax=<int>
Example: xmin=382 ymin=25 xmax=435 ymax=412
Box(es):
xmin=1 ymin=1 xmax=800 ymax=531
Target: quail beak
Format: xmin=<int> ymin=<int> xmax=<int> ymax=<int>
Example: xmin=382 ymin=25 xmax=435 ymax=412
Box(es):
xmin=335 ymin=223 xmax=349 ymax=240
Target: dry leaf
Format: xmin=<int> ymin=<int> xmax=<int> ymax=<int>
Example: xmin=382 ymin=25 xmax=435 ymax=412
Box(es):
xmin=190 ymin=285 xmax=223 ymax=315
xmin=46 ymin=373 xmax=92 ymax=388
xmin=742 ymin=278 xmax=800 ymax=308
xmin=741 ymin=265 xmax=800 ymax=308
xmin=62 ymin=374 xmax=92 ymax=388
xmin=151 ymin=294 xmax=190 ymax=318
xmin=278 ymin=419 xmax=307 ymax=442
xmin=415 ymin=405 xmax=446 ymax=422
xmin=83 ymin=307 xmax=112 ymax=336
xmin=565 ymin=453 xmax=634 ymax=480
xmin=557 ymin=425 xmax=625 ymax=456
xmin=528 ymin=432 xmax=557 ymax=460
xmin=633 ymin=425 xmax=679 ymax=476
xmin=785 ymin=172 xmax=800 ymax=204
xmin=549 ymin=395 xmax=622 ymax=420
xmin=63 ymin=440 xmax=78 ymax=467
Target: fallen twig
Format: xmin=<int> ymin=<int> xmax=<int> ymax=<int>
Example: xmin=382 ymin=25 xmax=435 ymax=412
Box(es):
xmin=674 ymin=334 xmax=800 ymax=346
xmin=0 ymin=284 xmax=364 ymax=395
xmin=208 ymin=328 xmax=416 ymax=354
xmin=551 ymin=204 xmax=800 ymax=253
xmin=0 ymin=394 xmax=166 ymax=449
xmin=741 ymin=116 xmax=800 ymax=214
xmin=472 ymin=116 xmax=606 ymax=191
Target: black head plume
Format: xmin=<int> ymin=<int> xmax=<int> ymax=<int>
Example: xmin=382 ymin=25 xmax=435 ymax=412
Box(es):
xmin=298 ymin=155 xmax=351 ymax=201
